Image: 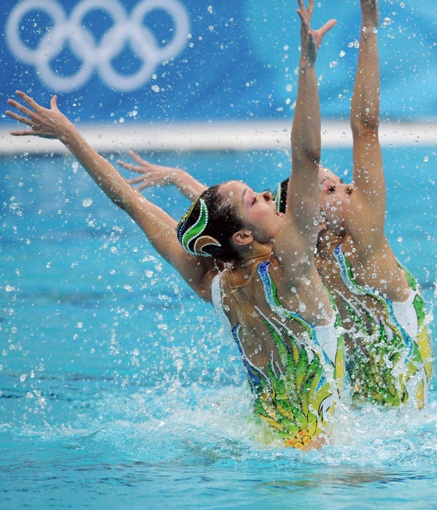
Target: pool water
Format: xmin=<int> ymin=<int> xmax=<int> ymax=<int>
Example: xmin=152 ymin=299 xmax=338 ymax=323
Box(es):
xmin=1 ymin=146 xmax=436 ymax=509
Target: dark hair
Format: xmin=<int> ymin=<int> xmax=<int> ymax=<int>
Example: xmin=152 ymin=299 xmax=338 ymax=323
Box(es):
xmin=176 ymin=183 xmax=245 ymax=262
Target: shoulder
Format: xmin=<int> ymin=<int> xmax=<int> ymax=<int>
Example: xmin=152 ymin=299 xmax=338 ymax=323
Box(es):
xmin=192 ymin=265 xmax=220 ymax=303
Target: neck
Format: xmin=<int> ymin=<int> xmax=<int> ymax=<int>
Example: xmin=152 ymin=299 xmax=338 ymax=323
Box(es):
xmin=229 ymin=242 xmax=272 ymax=275
xmin=316 ymin=228 xmax=346 ymax=260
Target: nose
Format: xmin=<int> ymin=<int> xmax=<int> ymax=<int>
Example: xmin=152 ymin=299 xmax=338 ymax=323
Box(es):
xmin=262 ymin=189 xmax=272 ymax=201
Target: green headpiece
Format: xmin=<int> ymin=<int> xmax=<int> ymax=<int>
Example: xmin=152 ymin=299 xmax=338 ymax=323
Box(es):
xmin=176 ymin=198 xmax=222 ymax=257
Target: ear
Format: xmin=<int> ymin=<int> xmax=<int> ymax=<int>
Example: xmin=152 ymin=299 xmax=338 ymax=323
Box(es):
xmin=232 ymin=229 xmax=253 ymax=247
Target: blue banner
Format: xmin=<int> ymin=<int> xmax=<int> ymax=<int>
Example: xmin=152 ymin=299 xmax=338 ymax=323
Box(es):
xmin=1 ymin=0 xmax=436 ymax=125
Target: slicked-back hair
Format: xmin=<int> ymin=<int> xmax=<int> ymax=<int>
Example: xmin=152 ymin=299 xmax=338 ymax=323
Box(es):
xmin=176 ymin=184 xmax=245 ymax=262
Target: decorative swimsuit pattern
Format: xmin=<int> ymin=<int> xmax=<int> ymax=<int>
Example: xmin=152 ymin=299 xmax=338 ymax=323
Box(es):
xmin=212 ymin=261 xmax=345 ymax=449
xmin=334 ymin=244 xmax=432 ymax=407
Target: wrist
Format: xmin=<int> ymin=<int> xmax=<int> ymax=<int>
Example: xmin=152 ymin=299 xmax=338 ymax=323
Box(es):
xmin=299 ymin=58 xmax=316 ymax=72
xmin=58 ymin=119 xmax=79 ymax=145
xmin=301 ymin=41 xmax=317 ymax=66
xmin=170 ymin=168 xmax=183 ymax=184
xmin=361 ymin=24 xmax=378 ymax=33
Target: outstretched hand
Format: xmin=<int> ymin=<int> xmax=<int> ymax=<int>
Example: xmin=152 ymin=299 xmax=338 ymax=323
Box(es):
xmin=6 ymin=91 xmax=69 ymax=139
xmin=296 ymin=0 xmax=336 ymax=64
xmin=118 ymin=151 xmax=177 ymax=191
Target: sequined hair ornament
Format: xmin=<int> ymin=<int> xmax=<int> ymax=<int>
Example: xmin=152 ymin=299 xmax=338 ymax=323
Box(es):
xmin=176 ymin=198 xmax=222 ymax=257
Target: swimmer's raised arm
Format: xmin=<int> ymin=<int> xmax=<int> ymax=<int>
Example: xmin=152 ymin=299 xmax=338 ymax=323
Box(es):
xmin=275 ymin=0 xmax=335 ymax=269
xmin=6 ymin=91 xmax=215 ymax=300
xmin=118 ymin=151 xmax=206 ymax=199
xmin=348 ymin=0 xmax=384 ymax=252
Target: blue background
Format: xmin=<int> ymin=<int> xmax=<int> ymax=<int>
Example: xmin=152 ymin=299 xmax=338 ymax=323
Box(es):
xmin=1 ymin=0 xmax=436 ymax=126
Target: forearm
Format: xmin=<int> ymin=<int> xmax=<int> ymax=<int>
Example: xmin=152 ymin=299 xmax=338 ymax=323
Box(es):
xmin=171 ymin=169 xmax=206 ymax=199
xmin=59 ymin=122 xmax=138 ymax=210
xmin=350 ymin=8 xmax=380 ymax=135
xmin=291 ymin=56 xmax=321 ymax=168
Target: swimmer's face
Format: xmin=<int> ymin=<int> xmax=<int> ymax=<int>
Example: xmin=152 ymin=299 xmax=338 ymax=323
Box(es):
xmin=218 ymin=180 xmax=283 ymax=242
xmin=318 ymin=167 xmax=353 ymax=233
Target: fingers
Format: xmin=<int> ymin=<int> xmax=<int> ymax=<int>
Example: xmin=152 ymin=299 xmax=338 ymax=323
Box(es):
xmin=15 ymin=90 xmax=41 ymax=112
xmin=310 ymin=19 xmax=336 ymax=48
xmin=126 ymin=176 xmax=157 ymax=192
xmin=117 ymin=160 xmax=144 ymax=173
xmin=126 ymin=176 xmax=146 ymax=185
xmin=117 ymin=150 xmax=155 ymax=175
xmin=136 ymin=183 xmax=150 ymax=192
xmin=7 ymin=97 xmax=36 ymax=120
xmin=129 ymin=150 xmax=147 ymax=165
xmin=117 ymin=151 xmax=150 ymax=173
xmin=318 ymin=19 xmax=337 ymax=36
xmin=50 ymin=95 xmax=59 ymax=111
xmin=307 ymin=0 xmax=314 ymax=16
xmin=5 ymin=109 xmax=34 ymax=127
xmin=296 ymin=0 xmax=306 ymax=22
xmin=10 ymin=129 xmax=36 ymax=137
xmin=117 ymin=159 xmax=134 ymax=170
xmin=296 ymin=0 xmax=313 ymax=20
xmin=6 ymin=95 xmax=38 ymax=136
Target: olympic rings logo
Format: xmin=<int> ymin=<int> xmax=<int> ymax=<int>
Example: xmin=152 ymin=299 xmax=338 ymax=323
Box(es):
xmin=5 ymin=0 xmax=190 ymax=92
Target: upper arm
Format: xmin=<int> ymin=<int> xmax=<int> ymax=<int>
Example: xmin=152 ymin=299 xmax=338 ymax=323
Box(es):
xmin=123 ymin=189 xmax=214 ymax=301
xmin=273 ymin=158 xmax=320 ymax=279
xmin=348 ymin=127 xmax=387 ymax=252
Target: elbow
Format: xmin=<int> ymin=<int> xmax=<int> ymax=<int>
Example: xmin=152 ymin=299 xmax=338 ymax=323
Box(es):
xmin=291 ymin=132 xmax=321 ymax=166
xmin=350 ymin=115 xmax=380 ymax=138
xmin=350 ymin=122 xmax=380 ymax=146
xmin=113 ymin=198 xmax=127 ymax=211
xmin=108 ymin=192 xmax=127 ymax=210
xmin=306 ymin=146 xmax=321 ymax=165
xmin=291 ymin=143 xmax=321 ymax=168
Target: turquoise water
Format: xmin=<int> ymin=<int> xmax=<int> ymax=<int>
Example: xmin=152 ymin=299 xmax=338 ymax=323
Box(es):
xmin=1 ymin=146 xmax=436 ymax=509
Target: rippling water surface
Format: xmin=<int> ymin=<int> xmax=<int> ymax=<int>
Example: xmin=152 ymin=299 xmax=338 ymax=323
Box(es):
xmin=1 ymin=148 xmax=436 ymax=509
